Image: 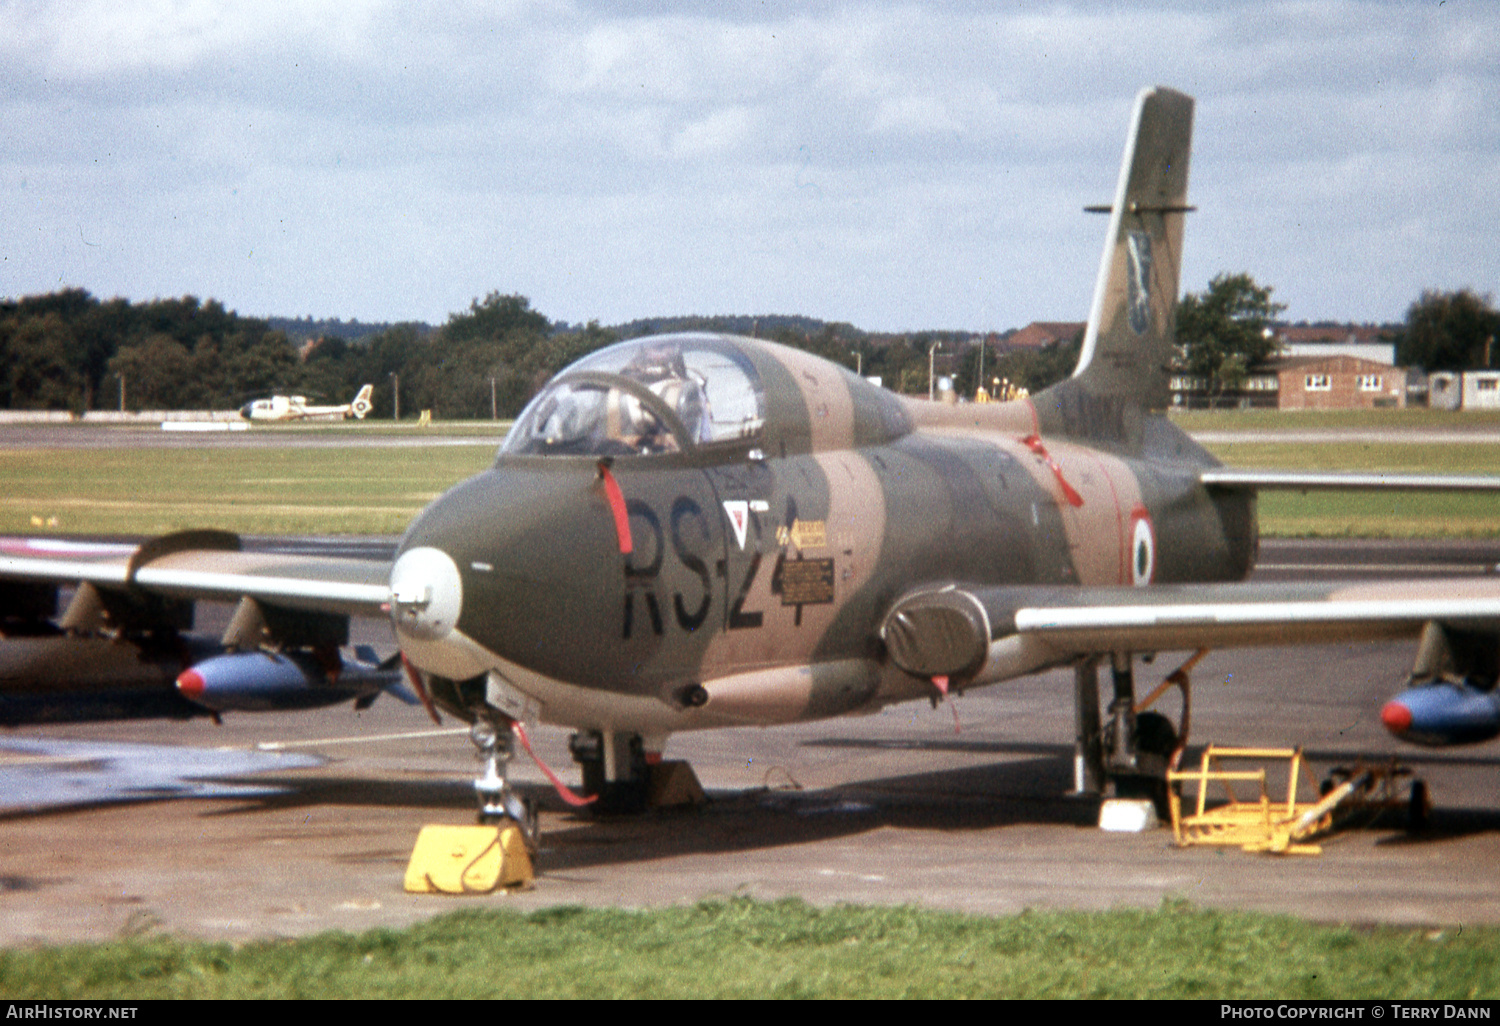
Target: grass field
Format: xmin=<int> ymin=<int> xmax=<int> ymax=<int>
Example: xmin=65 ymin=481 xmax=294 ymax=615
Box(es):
xmin=1173 ymin=410 xmax=1500 ymax=537
xmin=6 ymin=417 xmax=1499 ymax=538
xmin=0 ymin=442 xmax=497 ymax=537
xmin=1 ymin=899 xmax=1495 ymax=1000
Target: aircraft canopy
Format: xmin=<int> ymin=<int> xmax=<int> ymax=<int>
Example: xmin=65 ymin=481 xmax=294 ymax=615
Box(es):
xmin=501 ymin=335 xmax=766 ymax=457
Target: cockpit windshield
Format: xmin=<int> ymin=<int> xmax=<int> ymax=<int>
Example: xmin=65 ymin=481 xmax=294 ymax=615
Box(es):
xmin=501 ymin=336 xmax=766 ymax=457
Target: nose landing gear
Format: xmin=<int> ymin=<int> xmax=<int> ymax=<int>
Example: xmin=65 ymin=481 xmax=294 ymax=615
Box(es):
xmin=401 ymin=714 xmax=538 ymax=896
xmin=470 ymin=716 xmax=539 ymax=851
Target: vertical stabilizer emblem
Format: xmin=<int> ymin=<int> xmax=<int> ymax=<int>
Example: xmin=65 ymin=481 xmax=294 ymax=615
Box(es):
xmin=1126 ymin=231 xmax=1153 ymax=335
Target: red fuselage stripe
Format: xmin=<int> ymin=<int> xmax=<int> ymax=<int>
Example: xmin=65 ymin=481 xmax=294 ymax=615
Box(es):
xmin=599 ymin=464 xmax=633 ymax=555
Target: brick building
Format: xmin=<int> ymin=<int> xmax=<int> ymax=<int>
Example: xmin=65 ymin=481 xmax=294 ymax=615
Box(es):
xmin=1269 ymin=354 xmax=1407 ymax=410
xmin=1004 ymin=321 xmax=1085 ymax=352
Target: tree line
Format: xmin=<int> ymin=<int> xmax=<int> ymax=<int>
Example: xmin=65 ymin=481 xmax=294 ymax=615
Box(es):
xmin=0 ymin=290 xmax=614 ymax=419
xmin=2 ymin=283 xmax=1495 ymax=418
xmin=0 ymin=290 xmax=995 ymax=418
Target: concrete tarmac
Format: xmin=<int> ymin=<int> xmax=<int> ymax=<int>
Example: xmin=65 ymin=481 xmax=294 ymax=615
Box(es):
xmin=3 ymin=541 xmax=1499 ymax=945
xmin=1 ymin=414 xmax=1498 ymax=943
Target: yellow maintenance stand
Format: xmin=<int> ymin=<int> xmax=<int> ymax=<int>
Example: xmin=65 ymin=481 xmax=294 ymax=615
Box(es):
xmin=1166 ymin=746 xmax=1420 ymax=855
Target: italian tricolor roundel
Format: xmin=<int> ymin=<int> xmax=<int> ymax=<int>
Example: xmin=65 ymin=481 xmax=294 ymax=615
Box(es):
xmin=1129 ymin=505 xmax=1155 ymax=586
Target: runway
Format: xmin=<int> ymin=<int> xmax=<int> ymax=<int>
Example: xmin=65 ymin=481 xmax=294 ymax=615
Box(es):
xmin=6 ymin=419 xmax=1500 ymax=451
xmin=0 ymin=423 xmax=502 ymax=450
xmin=2 ymin=536 xmax=1498 ymax=945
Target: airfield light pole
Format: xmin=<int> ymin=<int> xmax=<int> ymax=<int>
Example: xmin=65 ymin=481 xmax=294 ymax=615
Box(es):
xmin=850 ymin=350 xmax=862 ymax=376
xmin=928 ymin=342 xmax=942 ymax=401
xmin=390 ymin=372 xmax=399 ymax=422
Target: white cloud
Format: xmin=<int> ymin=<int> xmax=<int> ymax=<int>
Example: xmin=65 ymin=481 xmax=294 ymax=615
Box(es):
xmin=8 ymin=0 xmax=373 ymax=77
xmin=1 ymin=1 xmax=1496 ymax=328
xmin=669 ymin=106 xmax=758 ymax=158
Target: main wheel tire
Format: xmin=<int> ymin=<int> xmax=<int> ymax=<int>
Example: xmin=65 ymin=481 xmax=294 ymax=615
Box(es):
xmin=1408 ymin=779 xmax=1430 ymax=832
xmin=1134 ymin=711 xmax=1179 ymax=756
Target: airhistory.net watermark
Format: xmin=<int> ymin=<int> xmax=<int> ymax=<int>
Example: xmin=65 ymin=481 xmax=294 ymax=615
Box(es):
xmin=5 ymin=1007 xmax=137 ymax=1019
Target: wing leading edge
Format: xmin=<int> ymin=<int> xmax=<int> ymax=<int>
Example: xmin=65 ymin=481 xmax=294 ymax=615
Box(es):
xmin=882 ymin=578 xmax=1500 ymax=686
xmin=0 ymin=532 xmax=392 ymax=620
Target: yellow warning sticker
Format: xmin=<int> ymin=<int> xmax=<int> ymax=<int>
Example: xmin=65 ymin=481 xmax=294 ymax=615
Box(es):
xmin=776 ymin=519 xmax=827 ymax=551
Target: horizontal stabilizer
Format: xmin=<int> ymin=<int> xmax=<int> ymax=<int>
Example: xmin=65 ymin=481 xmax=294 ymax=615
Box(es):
xmin=1201 ymin=469 xmax=1500 ymax=492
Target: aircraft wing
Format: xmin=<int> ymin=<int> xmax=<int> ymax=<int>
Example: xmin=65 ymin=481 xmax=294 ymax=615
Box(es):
xmin=882 ymin=578 xmax=1500 ymax=683
xmin=0 ymin=532 xmax=391 ymax=619
xmin=1201 ymin=469 xmax=1500 ymax=492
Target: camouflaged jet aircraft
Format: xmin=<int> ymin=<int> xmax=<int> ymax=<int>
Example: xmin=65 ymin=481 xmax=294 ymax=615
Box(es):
xmin=4 ymin=87 xmax=1500 ymax=830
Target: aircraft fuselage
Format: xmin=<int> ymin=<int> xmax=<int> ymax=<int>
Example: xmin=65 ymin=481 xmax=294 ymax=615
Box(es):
xmin=390 ymin=334 xmax=1255 ymax=736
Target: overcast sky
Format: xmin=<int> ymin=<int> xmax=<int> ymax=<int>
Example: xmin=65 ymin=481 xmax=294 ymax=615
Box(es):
xmin=3 ymin=1 xmax=1496 ymax=333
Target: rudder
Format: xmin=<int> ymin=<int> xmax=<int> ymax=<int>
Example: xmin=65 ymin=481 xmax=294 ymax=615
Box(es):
xmin=350 ymin=384 xmax=374 ymax=420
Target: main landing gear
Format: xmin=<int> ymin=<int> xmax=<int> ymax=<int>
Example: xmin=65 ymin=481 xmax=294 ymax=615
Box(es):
xmin=1073 ymin=650 xmax=1202 ymax=823
xmin=568 ymin=730 xmax=652 ymax=814
xmin=470 ymin=720 xmax=700 ymax=830
xmin=567 ymin=729 xmax=706 ymax=814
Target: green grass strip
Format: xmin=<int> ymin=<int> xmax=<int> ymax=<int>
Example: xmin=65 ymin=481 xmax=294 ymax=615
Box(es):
xmin=3 ymin=427 xmax=1499 ymax=539
xmin=0 ymin=445 xmax=494 ymax=537
xmin=1 ymin=899 xmax=1494 ymax=999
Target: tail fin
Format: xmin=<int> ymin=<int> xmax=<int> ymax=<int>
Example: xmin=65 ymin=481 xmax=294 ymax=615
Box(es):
xmin=1070 ymin=87 xmax=1194 ymax=412
xmin=350 ymin=384 xmax=374 ymax=420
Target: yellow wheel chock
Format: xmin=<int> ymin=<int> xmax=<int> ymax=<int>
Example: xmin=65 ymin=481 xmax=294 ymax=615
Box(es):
xmin=404 ymin=822 xmax=534 ymax=894
xmin=1166 ymin=746 xmax=1416 ymax=855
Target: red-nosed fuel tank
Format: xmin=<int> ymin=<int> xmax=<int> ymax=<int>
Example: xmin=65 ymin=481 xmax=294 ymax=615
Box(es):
xmin=1381 ymin=681 xmax=1500 ymax=747
xmin=176 ymin=649 xmax=408 ymax=713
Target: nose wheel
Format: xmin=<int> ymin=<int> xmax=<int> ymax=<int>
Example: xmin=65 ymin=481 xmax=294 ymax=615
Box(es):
xmin=470 ymin=716 xmax=538 ymax=852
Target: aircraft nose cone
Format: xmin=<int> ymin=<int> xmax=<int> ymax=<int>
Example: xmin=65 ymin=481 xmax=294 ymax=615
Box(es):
xmin=389 ymin=546 xmax=464 ymax=643
xmin=388 ymin=543 xmax=492 ymax=681
xmin=1381 ymin=699 xmax=1413 ymax=735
